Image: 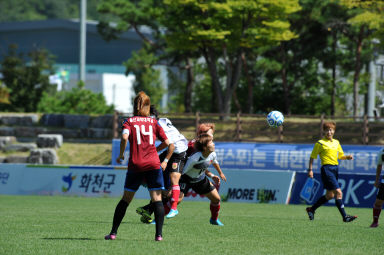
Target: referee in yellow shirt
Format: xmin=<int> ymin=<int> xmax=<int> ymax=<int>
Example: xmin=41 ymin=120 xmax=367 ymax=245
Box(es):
xmin=306 ymin=121 xmax=357 ymax=223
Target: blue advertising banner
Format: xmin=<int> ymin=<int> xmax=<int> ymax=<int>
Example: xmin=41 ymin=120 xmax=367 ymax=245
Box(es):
xmin=182 ymin=169 xmax=295 ymax=204
xmin=0 ymin=164 xmax=295 ymax=205
xmin=111 ymin=139 xmax=381 ymax=174
xmin=290 ymin=172 xmax=379 ymax=208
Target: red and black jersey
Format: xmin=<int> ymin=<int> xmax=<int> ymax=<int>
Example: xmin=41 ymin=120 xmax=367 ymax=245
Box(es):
xmin=186 ymin=139 xmax=196 ymax=157
xmin=122 ymin=116 xmax=167 ymax=172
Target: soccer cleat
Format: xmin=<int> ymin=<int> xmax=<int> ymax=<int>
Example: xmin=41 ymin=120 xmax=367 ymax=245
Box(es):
xmin=155 ymin=235 xmax=163 ymax=241
xmin=166 ymin=209 xmax=179 ymax=219
xmin=136 ymin=206 xmax=152 ymax=222
xmin=306 ymin=207 xmax=314 ymax=220
xmin=343 ymin=215 xmax=357 ymax=222
xmin=370 ymin=222 xmax=379 ymax=228
xmin=140 ymin=215 xmax=153 ymax=224
xmin=209 ymin=218 xmax=224 ymax=226
xmin=104 ymin=234 xmax=116 ymax=240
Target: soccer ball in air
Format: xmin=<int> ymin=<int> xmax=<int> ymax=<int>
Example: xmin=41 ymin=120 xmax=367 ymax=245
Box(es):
xmin=267 ymin=111 xmax=284 ymax=128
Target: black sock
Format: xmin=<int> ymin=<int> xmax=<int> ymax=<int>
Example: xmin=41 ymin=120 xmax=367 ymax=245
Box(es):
xmin=153 ymin=201 xmax=164 ymax=237
xmin=311 ymin=195 xmax=328 ymax=212
xmin=335 ymin=199 xmax=347 ymax=219
xmin=110 ymin=199 xmax=129 ymax=235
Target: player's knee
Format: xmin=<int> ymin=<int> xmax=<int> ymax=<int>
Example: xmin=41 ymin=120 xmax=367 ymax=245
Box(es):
xmin=335 ymin=190 xmax=342 ymax=199
xmin=325 ymin=193 xmax=334 ymax=200
xmin=374 ymin=200 xmax=384 ymax=208
xmin=210 ymin=196 xmax=221 ymax=204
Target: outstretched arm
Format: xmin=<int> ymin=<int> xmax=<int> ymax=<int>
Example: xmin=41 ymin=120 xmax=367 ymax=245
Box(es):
xmin=212 ymin=163 xmax=226 ymax=182
xmin=205 ymin=170 xmax=220 ymax=186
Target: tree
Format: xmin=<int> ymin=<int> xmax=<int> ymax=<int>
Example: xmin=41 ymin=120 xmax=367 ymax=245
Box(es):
xmin=339 ymin=0 xmax=384 ymax=117
xmin=161 ymin=0 xmax=300 ymax=116
xmin=0 ymin=44 xmax=55 ymax=112
xmin=123 ymin=45 xmax=165 ymax=108
xmin=97 ymin=0 xmax=300 ymax=116
xmin=0 ymin=0 xmax=109 ymax=22
xmin=37 ymin=82 xmax=114 ymax=114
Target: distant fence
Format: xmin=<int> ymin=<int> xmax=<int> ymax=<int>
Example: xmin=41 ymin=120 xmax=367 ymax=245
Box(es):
xmin=114 ymin=112 xmax=384 ymax=145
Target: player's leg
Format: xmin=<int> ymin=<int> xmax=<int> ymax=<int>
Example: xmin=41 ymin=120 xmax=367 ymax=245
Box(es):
xmin=306 ymin=166 xmax=333 ymax=220
xmin=146 ymin=169 xmax=165 ymax=241
xmin=371 ymin=184 xmax=384 ymax=227
xmin=205 ymin=188 xmax=223 ymax=226
xmin=105 ymin=190 xmax=135 ymax=240
xmin=165 ymin=152 xmax=185 ymax=218
xmin=166 ymin=172 xmax=181 ymax=218
xmin=331 ymin=188 xmax=357 ymax=222
xmin=193 ymin=177 xmax=223 ymax=226
xmin=105 ymin=171 xmax=141 ymax=240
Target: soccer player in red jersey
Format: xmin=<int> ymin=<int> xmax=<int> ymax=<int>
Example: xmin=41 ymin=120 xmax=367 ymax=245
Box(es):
xmin=370 ymin=148 xmax=384 ymax=228
xmin=104 ymin=91 xmax=169 ymax=242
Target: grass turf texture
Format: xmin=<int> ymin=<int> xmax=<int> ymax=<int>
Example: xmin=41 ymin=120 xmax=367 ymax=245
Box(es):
xmin=0 ymin=195 xmax=382 ymax=255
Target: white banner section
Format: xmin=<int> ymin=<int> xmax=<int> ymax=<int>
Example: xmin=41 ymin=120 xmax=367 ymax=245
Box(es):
xmin=0 ymin=165 xmax=295 ymax=204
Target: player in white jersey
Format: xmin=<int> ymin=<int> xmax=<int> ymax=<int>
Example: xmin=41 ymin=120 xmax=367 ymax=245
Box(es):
xmin=370 ymin=148 xmax=384 ymax=228
xmin=179 ymin=133 xmax=225 ymax=226
xmin=136 ymin=105 xmax=188 ymax=222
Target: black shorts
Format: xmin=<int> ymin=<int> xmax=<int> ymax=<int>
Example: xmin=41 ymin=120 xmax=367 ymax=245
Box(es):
xmin=179 ymin=175 xmax=215 ymax=195
xmin=320 ymin=165 xmax=339 ymax=190
xmin=159 ymin=150 xmax=187 ymax=174
xmin=377 ymin=183 xmax=384 ymax=200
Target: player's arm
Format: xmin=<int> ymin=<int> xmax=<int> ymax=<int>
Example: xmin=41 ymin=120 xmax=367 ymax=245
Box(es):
xmin=338 ymin=144 xmax=353 ymax=160
xmin=212 ymin=163 xmax=226 ymax=182
xmin=308 ymin=143 xmax=320 ymax=178
xmin=375 ymin=164 xmax=383 ymax=188
xmin=205 ymin=170 xmax=220 ymax=185
xmin=340 ymin=155 xmax=353 ymax=160
xmin=307 ymin=158 xmax=314 ymax=178
xmin=116 ymin=132 xmax=128 ymax=164
xmin=160 ymin=143 xmax=174 ymax=170
xmin=157 ymin=139 xmax=170 ymax=170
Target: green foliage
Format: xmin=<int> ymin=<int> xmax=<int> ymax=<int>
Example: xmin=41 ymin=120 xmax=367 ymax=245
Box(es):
xmin=0 ymin=44 xmax=55 ymax=112
xmin=0 ymin=0 xmax=109 ymax=22
xmin=0 ymin=81 xmax=10 ymax=105
xmin=167 ymin=69 xmax=186 ymax=113
xmin=123 ymin=45 xmax=164 ymax=107
xmin=37 ymin=82 xmax=114 ymax=114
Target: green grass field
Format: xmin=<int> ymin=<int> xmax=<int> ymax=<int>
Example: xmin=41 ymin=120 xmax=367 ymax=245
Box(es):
xmin=0 ymin=195 xmax=382 ymax=255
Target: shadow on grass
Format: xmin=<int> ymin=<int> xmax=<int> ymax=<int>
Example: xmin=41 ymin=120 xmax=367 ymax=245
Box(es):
xmin=42 ymin=237 xmax=96 ymax=241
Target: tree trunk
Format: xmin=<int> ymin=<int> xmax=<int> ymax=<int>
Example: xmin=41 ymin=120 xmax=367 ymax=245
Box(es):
xmin=331 ymin=32 xmax=337 ymax=116
xmin=280 ymin=44 xmax=291 ymax=115
xmin=353 ymin=25 xmax=365 ymax=118
xmin=203 ymin=48 xmax=223 ymax=112
xmin=184 ymin=58 xmax=194 ymax=113
xmin=223 ymin=49 xmax=243 ymax=117
xmin=242 ymin=52 xmax=254 ymax=114
xmin=203 ymin=47 xmax=243 ymax=118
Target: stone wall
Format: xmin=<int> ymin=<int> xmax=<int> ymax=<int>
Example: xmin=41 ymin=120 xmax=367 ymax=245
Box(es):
xmin=0 ymin=114 xmax=115 ymax=139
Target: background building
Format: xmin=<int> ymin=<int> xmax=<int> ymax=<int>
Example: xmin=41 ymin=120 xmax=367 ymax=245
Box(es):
xmin=0 ymin=19 xmax=168 ymax=113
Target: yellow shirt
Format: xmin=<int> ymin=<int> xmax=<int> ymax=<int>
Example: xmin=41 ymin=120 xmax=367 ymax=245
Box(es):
xmin=310 ymin=138 xmax=345 ymax=166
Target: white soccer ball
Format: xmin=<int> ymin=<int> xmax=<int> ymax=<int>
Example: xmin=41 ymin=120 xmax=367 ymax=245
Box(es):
xmin=267 ymin=111 xmax=284 ymax=128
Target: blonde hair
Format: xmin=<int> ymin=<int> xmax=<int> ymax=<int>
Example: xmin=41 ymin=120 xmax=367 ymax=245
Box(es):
xmin=323 ymin=121 xmax=336 ymax=131
xmin=134 ymin=91 xmax=150 ymax=117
